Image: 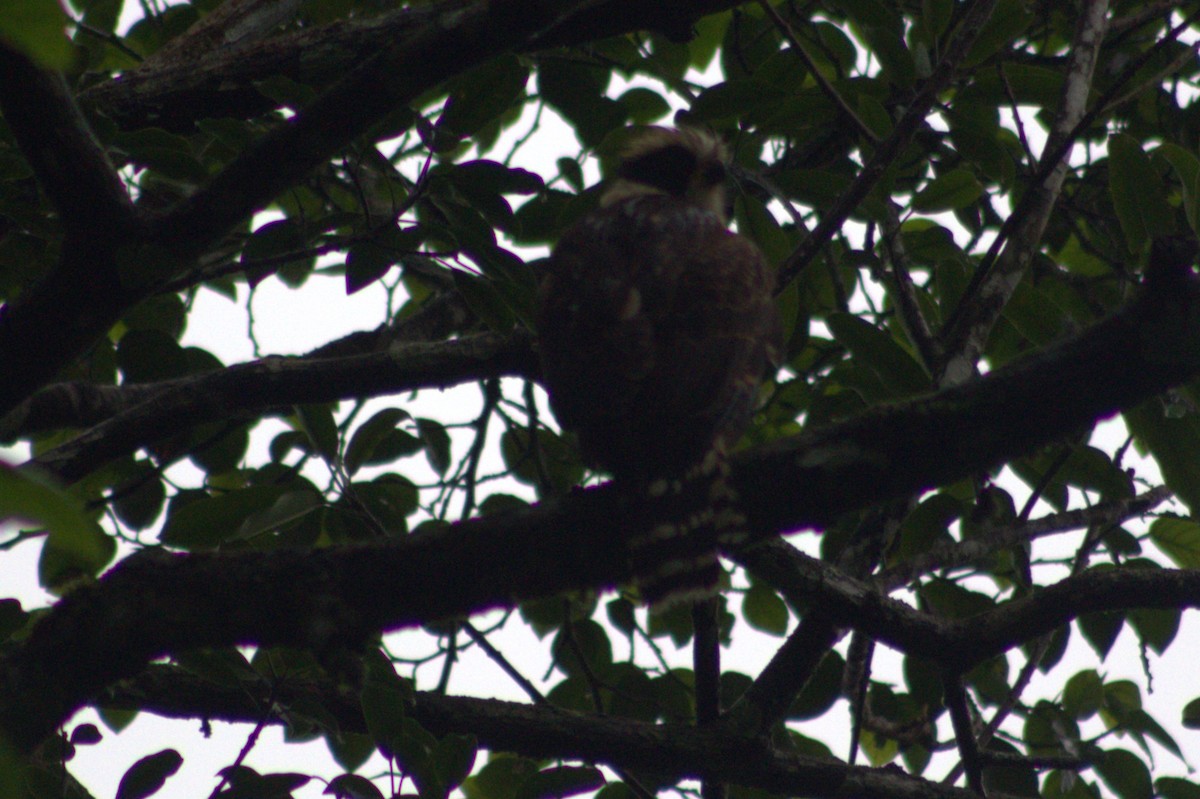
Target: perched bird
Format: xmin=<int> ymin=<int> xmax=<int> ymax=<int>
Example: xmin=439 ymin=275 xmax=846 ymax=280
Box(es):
xmin=536 ymin=126 xmax=782 ymax=606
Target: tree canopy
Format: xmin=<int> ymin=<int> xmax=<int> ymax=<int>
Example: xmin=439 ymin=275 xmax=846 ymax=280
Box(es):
xmin=3 ymin=1 xmax=1200 ymax=798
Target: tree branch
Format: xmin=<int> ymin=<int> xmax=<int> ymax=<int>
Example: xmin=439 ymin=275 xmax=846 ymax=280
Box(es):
xmin=0 ymin=44 xmax=142 ymax=418
xmin=721 ymin=610 xmax=841 ymax=736
xmin=773 ymin=0 xmax=999 ymax=292
xmin=28 ymin=329 xmax=536 ymax=484
xmin=937 ymin=0 xmax=1110 ymax=384
xmin=80 ymin=0 xmax=747 ymax=131
xmin=0 ymin=0 xmax=595 ymax=420
xmin=0 ymin=44 xmax=133 ymax=236
xmin=99 ymin=666 xmax=981 ymax=799
xmin=4 ymin=262 xmax=1200 ymax=750
xmin=1 ymin=288 xmax=477 ymax=440
xmin=874 ymin=487 xmax=1173 ymax=590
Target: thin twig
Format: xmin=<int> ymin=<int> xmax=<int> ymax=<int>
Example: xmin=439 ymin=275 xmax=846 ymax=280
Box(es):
xmin=774 ymin=0 xmax=1000 ymax=292
xmin=462 ymin=621 xmax=548 ymax=704
xmin=756 ymin=0 xmax=880 ymax=144
xmin=875 ymin=487 xmax=1172 ymax=590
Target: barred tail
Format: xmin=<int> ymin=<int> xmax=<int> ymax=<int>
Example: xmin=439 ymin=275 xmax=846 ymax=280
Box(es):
xmin=627 ymin=444 xmax=745 ymax=608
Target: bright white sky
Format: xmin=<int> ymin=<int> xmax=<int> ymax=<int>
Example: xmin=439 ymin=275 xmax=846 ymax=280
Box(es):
xmin=1 ymin=4 xmax=1199 ymax=799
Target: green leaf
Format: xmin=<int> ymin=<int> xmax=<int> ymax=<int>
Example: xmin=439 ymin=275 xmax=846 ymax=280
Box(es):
xmin=902 ymin=655 xmax=943 ymax=710
xmin=70 ymin=724 xmax=102 ymax=745
xmin=742 ymin=584 xmax=788 ymax=635
xmin=1040 ymin=770 xmax=1095 ymax=799
xmin=825 ymin=312 xmax=930 ymax=397
xmin=344 ymin=408 xmax=412 ymax=475
xmin=859 ymin=729 xmax=898 ymax=767
xmin=1078 ymin=610 xmax=1123 ymax=660
xmin=515 ymin=767 xmax=605 ymax=799
xmin=434 ymin=734 xmax=478 ymax=793
xmin=1123 ymin=707 xmax=1185 ymax=762
xmin=159 ymin=485 xmax=295 ymax=549
xmin=116 ymin=329 xmax=187 ymax=383
xmin=111 ymin=465 xmax=165 ymax=532
xmin=1024 ymin=700 xmax=1079 ymax=757
xmin=1063 ymin=670 xmax=1103 ymax=720
xmin=1159 ymin=777 xmax=1200 ymax=799
xmin=789 ymin=651 xmax=845 ymax=720
xmin=452 ymin=271 xmax=517 ymax=332
xmin=1128 ymin=606 xmax=1180 ymax=654
xmin=1124 ymin=403 xmax=1200 ymax=514
xmin=0 ymin=0 xmax=74 ymax=69
xmin=97 ymin=706 xmax=138 ymax=734
xmin=1109 ymin=133 xmax=1175 ymax=253
xmin=115 ymin=749 xmax=183 ymax=799
xmin=551 ymin=620 xmax=613 ymax=677
xmin=0 ymin=465 xmax=113 ymax=585
xmin=1094 ymin=749 xmax=1153 ymax=799
xmin=734 ymin=194 xmax=792 ymax=267
xmin=981 ymin=739 xmax=1039 ymax=797
xmin=608 ymin=665 xmax=657 ymax=721
xmin=917 ymin=580 xmax=994 ymax=619
xmin=345 ymin=240 xmax=395 ymax=295
xmin=537 ymin=58 xmax=622 ymax=147
xmin=963 ymin=0 xmax=1032 ymax=66
xmin=360 ymin=654 xmax=414 ymax=759
xmin=912 ymin=168 xmax=983 ymax=212
xmin=617 ymin=87 xmax=670 ymax=125
xmin=325 ymin=773 xmax=385 ymax=799
xmin=606 ymin=597 xmax=636 ymax=635
xmin=518 ymin=595 xmax=566 ymax=639
xmin=461 ymin=754 xmax=538 ymax=799
xmin=440 ymin=55 xmax=530 ymax=141
xmin=892 ymin=493 xmax=961 ymax=564
xmin=189 ymin=423 xmax=250 ymax=475
xmin=231 ymin=489 xmax=322 ymax=542
xmin=215 ymin=766 xmax=309 ymax=797
xmin=1157 ymin=143 xmax=1200 ymax=234
xmin=1183 ymin=698 xmax=1200 ymax=730
xmin=326 ymin=732 xmax=375 ymax=774
xmin=241 ymin=218 xmax=313 ymax=288
xmin=295 ymin=404 xmax=340 ymax=463
xmin=500 ymin=428 xmax=584 ymax=493
xmin=416 ymin=418 xmax=452 ymax=476
xmin=1002 ymin=280 xmax=1072 ymax=347
xmin=691 ymin=79 xmax=790 ymax=125
xmin=124 ymin=294 xmax=187 ymax=338
xmin=1102 ymin=679 xmax=1143 ymax=725
xmin=1149 ymin=517 xmax=1200 ymax=568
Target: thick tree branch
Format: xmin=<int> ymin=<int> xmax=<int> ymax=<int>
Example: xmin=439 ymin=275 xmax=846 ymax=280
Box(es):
xmin=27 ymin=329 xmax=536 ymax=484
xmin=0 ymin=44 xmax=134 ymax=236
xmin=0 ymin=1 xmax=590 ymax=420
xmin=100 ymin=666 xmax=979 ymax=799
xmin=738 ymin=542 xmax=1200 ymax=671
xmin=0 ymin=45 xmax=142 ymax=418
xmin=4 ymin=475 xmax=1200 ymax=753
xmin=1 ymin=289 xmax=476 ymax=440
xmin=80 ymin=0 xmax=746 ymax=131
xmin=4 ymin=262 xmax=1200 ymax=750
xmin=721 ymin=611 xmax=841 ymax=736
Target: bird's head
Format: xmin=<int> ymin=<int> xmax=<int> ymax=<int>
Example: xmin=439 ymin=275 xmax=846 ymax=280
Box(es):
xmin=601 ymin=127 xmax=730 ymax=222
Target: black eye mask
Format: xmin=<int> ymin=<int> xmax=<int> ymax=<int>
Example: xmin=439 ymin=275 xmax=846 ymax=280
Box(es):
xmin=616 ymin=143 xmax=698 ymax=196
